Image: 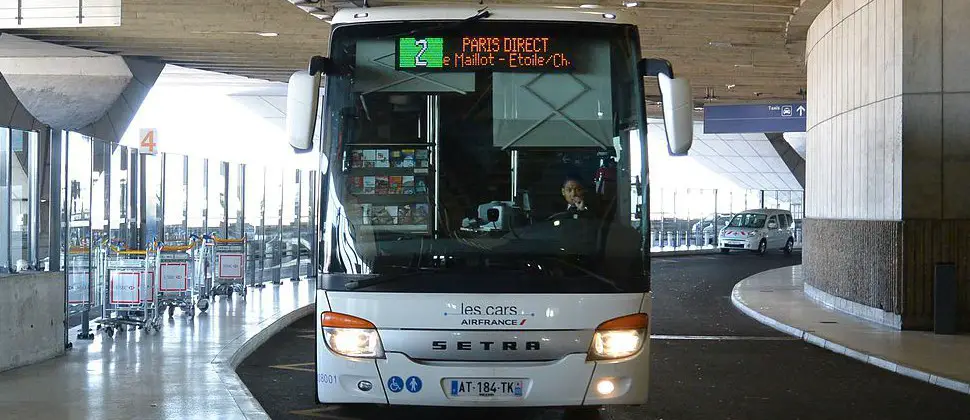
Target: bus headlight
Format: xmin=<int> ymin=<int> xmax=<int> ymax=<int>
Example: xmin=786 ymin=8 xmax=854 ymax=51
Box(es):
xmin=588 ymin=313 xmax=648 ymax=360
xmin=321 ymin=312 xmax=385 ymax=358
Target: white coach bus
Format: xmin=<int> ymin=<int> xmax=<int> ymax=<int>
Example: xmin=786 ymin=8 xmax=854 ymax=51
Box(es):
xmin=284 ymin=4 xmax=692 ymax=413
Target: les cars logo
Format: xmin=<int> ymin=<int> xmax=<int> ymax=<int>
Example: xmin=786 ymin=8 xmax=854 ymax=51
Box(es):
xmin=452 ymin=303 xmax=534 ymax=326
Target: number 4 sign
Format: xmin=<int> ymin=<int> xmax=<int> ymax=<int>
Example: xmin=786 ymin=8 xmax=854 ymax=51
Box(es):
xmin=139 ymin=128 xmax=158 ymax=155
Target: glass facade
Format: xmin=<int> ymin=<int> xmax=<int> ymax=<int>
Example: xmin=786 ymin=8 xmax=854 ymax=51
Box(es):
xmin=0 ymin=127 xmax=321 ymax=343
xmin=646 ymin=187 xmax=805 ymax=251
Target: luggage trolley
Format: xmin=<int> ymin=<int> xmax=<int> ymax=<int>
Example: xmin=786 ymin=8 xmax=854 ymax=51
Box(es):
xmin=66 ymin=246 xmax=92 ymax=313
xmin=153 ymin=241 xmax=198 ymax=318
xmin=204 ymin=236 xmax=248 ymax=301
xmin=96 ymin=246 xmax=161 ymax=337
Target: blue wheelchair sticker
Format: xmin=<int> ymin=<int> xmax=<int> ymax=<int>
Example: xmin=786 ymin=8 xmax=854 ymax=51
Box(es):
xmin=387 ymin=376 xmax=404 ymax=393
xmin=406 ymin=376 xmax=423 ymax=393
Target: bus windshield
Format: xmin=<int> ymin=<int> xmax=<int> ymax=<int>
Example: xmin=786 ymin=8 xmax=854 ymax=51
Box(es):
xmin=318 ymin=21 xmax=648 ymax=294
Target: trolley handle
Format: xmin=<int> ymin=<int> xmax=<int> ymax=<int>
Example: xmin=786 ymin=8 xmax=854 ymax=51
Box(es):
xmin=159 ymin=244 xmax=195 ymax=252
xmin=118 ymin=250 xmax=148 ymax=256
xmin=211 ymin=237 xmax=246 ymax=244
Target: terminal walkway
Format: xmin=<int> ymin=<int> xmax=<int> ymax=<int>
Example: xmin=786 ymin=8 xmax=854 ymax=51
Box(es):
xmin=732 ymin=266 xmax=970 ymax=395
xmin=0 ymin=280 xmax=314 ymax=419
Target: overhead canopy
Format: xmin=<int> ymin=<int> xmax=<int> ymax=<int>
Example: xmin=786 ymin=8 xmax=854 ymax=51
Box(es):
xmin=1 ymin=0 xmax=819 ymax=103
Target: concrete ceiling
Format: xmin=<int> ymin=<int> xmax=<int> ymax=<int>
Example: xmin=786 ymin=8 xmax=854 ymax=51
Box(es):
xmin=687 ymin=129 xmax=803 ymax=191
xmin=0 ymin=0 xmax=830 ymax=103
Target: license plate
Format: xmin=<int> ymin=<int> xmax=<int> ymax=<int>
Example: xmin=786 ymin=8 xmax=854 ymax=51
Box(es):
xmin=447 ymin=378 xmax=525 ymax=399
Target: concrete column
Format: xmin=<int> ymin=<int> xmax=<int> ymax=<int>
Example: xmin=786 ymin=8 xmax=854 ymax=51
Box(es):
xmin=805 ymin=0 xmax=970 ymax=330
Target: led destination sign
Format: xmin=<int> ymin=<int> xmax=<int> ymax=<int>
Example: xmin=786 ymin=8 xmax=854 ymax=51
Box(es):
xmin=397 ymin=36 xmax=574 ymax=71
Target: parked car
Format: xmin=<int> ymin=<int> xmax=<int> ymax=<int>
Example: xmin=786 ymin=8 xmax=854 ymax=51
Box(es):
xmin=718 ymin=208 xmax=795 ymax=255
xmin=691 ymin=215 xmax=732 ymax=244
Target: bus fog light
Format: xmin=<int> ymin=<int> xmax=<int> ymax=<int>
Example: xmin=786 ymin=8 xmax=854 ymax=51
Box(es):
xmin=595 ymin=379 xmax=615 ymax=395
xmin=358 ymin=380 xmax=373 ymax=391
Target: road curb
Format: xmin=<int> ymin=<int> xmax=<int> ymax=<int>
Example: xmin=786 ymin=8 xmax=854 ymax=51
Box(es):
xmin=213 ymin=300 xmax=316 ymax=419
xmin=730 ymin=281 xmax=970 ymax=396
xmin=650 ymin=249 xmax=719 ymax=257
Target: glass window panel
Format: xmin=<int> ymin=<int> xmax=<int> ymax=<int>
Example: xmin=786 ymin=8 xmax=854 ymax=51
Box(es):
xmin=244 ymin=165 xmax=264 ymax=282
xmin=32 ymin=131 xmax=51 ymax=269
xmin=9 ymin=130 xmax=30 ymax=272
xmin=109 ymin=145 xmax=133 ymax=249
xmin=0 ymin=128 xmax=10 ymax=273
xmin=227 ymin=163 xmax=243 ymax=239
xmin=57 ymin=132 xmax=67 ymax=271
xmin=186 ymin=157 xmax=206 ymax=238
xmin=281 ymin=170 xmax=300 ymax=280
xmin=144 ymin=154 xmax=163 ymax=245
xmin=764 ymin=190 xmax=780 ymax=209
xmin=748 ymin=190 xmax=762 ymax=209
xmin=90 ymin=140 xmax=111 ymax=309
xmin=779 ymin=191 xmax=792 ymax=213
xmin=91 ymin=139 xmax=110 ymax=249
xmin=647 ymin=186 xmax=660 ymax=250
xmin=66 ymin=133 xmax=92 ymax=316
xmin=299 ymin=171 xmax=313 ymax=278
xmin=263 ymin=167 xmax=282 ymax=283
xmin=207 ymin=160 xmax=226 ymax=237
xmin=164 ymin=154 xmax=187 ymax=242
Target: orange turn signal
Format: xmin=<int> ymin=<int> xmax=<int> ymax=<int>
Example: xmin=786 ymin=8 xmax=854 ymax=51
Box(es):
xmin=595 ymin=313 xmax=649 ymax=331
xmin=321 ymin=312 xmax=377 ymax=329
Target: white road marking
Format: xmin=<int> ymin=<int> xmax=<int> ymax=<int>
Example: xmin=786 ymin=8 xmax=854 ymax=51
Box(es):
xmin=651 ymin=334 xmax=799 ymax=341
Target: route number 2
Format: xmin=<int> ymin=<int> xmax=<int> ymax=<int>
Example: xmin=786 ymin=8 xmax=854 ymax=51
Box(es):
xmin=414 ymin=39 xmax=428 ymax=67
xmin=139 ymin=128 xmax=158 ymax=155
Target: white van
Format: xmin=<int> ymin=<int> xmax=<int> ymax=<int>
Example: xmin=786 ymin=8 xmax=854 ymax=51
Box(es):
xmin=718 ymin=209 xmax=795 ymax=255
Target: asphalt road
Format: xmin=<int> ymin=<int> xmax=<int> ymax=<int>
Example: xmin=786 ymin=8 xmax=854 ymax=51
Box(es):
xmin=238 ymin=250 xmax=970 ymax=419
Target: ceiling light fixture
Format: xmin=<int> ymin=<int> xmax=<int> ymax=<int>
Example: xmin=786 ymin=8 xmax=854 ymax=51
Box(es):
xmin=623 ymin=2 xmax=639 ymax=7
xmin=190 ymin=30 xmax=281 ymax=37
xmin=580 ymin=4 xmax=600 ymax=8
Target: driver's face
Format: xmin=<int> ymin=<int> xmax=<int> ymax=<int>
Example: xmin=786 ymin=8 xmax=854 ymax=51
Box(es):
xmin=562 ymin=180 xmax=584 ymax=205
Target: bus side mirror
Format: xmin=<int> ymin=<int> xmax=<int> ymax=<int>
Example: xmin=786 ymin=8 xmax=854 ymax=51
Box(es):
xmin=640 ymin=58 xmax=693 ymax=156
xmin=658 ymin=73 xmax=693 ymax=156
xmin=286 ymin=56 xmax=332 ymax=152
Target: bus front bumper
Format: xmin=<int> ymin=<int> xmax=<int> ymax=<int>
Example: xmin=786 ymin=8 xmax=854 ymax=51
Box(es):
xmin=316 ymin=351 xmax=650 ymax=407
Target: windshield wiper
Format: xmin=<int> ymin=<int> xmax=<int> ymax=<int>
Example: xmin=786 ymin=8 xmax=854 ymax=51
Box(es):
xmin=379 ymin=8 xmax=491 ymax=40
xmin=343 ymin=267 xmax=444 ymax=290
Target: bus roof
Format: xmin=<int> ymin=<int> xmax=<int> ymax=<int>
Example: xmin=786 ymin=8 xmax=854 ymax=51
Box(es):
xmin=331 ymin=5 xmax=635 ymax=27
